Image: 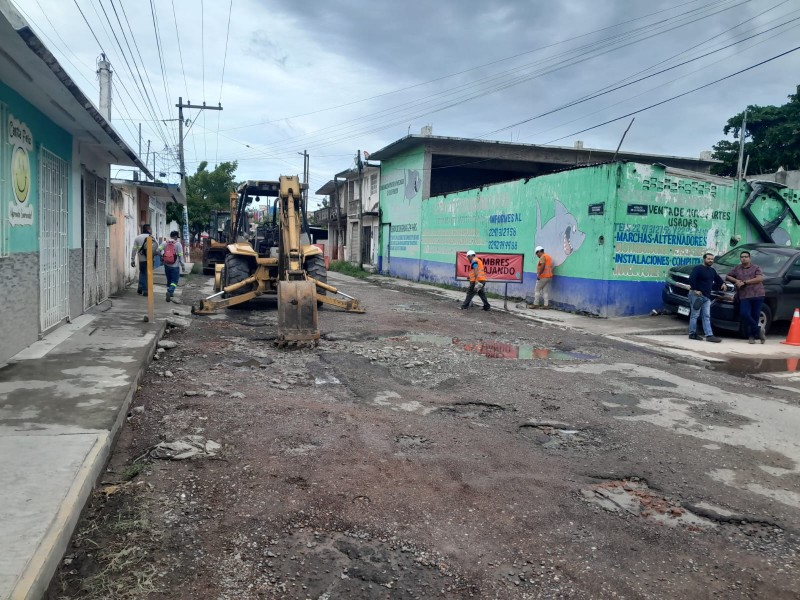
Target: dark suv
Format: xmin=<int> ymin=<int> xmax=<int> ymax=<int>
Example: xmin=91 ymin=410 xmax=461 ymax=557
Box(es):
xmin=662 ymin=244 xmax=800 ymax=334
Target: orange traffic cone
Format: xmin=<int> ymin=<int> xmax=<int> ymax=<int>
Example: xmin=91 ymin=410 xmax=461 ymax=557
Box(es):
xmin=786 ymin=357 xmax=799 ymax=372
xmin=782 ymin=308 xmax=800 ymax=346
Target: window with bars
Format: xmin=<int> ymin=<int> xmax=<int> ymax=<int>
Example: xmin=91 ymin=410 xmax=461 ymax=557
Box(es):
xmin=370 ymin=173 xmax=378 ymax=196
xmin=0 ymin=102 xmax=9 ymax=257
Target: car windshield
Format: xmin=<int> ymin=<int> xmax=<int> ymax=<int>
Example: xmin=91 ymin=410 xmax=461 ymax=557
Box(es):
xmin=715 ymin=248 xmax=793 ymax=276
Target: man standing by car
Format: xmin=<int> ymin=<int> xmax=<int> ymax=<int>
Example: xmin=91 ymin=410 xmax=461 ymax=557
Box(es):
xmin=688 ymin=252 xmax=724 ymax=343
xmin=726 ymin=250 xmax=766 ymax=344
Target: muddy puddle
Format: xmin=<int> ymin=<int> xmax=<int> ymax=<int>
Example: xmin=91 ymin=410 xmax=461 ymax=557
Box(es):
xmin=386 ymin=334 xmax=598 ymax=361
xmin=709 ymin=356 xmax=800 ymax=375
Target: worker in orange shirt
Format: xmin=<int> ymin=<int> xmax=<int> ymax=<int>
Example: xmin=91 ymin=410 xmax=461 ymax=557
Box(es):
xmin=460 ymin=250 xmax=491 ymax=311
xmin=529 ymin=245 xmax=553 ymax=309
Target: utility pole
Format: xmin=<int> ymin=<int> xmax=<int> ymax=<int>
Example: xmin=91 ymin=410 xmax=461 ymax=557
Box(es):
xmin=356 ymin=149 xmax=364 ymax=266
xmin=176 ymin=96 xmax=223 ymax=260
xmin=138 ymin=123 xmax=142 ymax=180
xmin=145 ymin=140 xmax=151 ymax=179
xmin=176 ymin=97 xmax=223 ymax=181
xmin=736 ymin=109 xmax=748 ymax=180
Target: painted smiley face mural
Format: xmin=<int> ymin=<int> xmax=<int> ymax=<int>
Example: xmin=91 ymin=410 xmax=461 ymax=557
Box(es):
xmin=535 ymin=198 xmax=586 ymax=267
xmin=12 ymin=146 xmax=31 ymax=204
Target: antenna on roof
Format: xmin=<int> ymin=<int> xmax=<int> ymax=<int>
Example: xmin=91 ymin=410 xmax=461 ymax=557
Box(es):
xmin=611 ymin=118 xmax=635 ymax=163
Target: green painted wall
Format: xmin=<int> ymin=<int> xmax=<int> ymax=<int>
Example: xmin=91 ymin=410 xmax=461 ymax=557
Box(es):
xmin=378 ymin=149 xmax=424 ymax=276
xmin=1 ymin=79 xmax=72 ymax=254
xmin=379 ymin=157 xmax=800 ymax=316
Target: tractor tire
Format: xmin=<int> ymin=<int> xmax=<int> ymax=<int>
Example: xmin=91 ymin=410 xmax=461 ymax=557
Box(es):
xmin=305 ymin=254 xmax=327 ymax=308
xmin=223 ymin=254 xmax=253 ymax=298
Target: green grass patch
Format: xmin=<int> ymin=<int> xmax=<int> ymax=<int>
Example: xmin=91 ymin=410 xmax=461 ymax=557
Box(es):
xmin=190 ymin=262 xmax=202 ymax=275
xmin=328 ymin=260 xmax=371 ymax=278
xmin=120 ymin=463 xmax=145 ymax=481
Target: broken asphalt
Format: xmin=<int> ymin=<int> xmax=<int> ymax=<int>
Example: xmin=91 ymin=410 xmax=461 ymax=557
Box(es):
xmin=3 ymin=269 xmax=800 ymax=599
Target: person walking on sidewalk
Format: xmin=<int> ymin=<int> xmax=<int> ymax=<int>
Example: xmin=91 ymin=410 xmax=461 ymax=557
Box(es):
xmin=688 ymin=252 xmax=725 ymax=343
xmin=726 ymin=250 xmax=766 ymax=344
xmin=460 ymin=250 xmax=491 ymax=311
xmin=131 ymin=224 xmax=156 ymax=296
xmin=159 ymin=230 xmax=186 ymax=302
xmin=529 ymin=246 xmax=553 ymax=309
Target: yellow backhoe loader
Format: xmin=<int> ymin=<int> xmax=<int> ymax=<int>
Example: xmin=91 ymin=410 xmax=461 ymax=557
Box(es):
xmin=192 ymin=176 xmax=364 ymax=346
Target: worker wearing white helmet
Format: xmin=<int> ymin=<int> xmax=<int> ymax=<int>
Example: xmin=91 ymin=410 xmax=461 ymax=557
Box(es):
xmin=460 ymin=250 xmax=490 ymax=311
xmin=529 ymin=245 xmax=553 ymax=309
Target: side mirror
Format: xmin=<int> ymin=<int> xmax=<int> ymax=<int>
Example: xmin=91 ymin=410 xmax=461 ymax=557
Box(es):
xmin=786 ymin=272 xmax=800 ymax=281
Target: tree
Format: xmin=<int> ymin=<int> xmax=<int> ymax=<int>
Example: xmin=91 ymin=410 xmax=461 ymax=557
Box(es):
xmin=710 ymin=85 xmax=800 ymax=176
xmin=185 ymin=161 xmax=238 ymax=238
xmin=166 ymin=202 xmax=184 ymax=229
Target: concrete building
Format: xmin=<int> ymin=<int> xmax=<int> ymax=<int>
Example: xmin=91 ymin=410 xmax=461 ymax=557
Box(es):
xmin=372 ymin=133 xmax=800 ymax=316
xmin=109 ymin=180 xmax=186 ymax=295
xmin=0 ymin=1 xmax=150 ymax=363
xmin=315 ymin=160 xmax=380 ymax=268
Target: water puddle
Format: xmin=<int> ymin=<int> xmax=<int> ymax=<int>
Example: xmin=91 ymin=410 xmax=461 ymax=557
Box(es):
xmin=709 ymin=356 xmax=800 ymax=375
xmin=384 ymin=334 xmax=598 ymax=361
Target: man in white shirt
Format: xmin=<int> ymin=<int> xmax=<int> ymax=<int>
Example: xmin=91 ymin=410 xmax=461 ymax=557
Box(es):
xmin=130 ymin=224 xmax=156 ymax=296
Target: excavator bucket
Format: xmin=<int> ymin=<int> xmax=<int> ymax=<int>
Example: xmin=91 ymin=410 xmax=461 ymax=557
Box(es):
xmin=277 ymin=280 xmax=320 ymax=347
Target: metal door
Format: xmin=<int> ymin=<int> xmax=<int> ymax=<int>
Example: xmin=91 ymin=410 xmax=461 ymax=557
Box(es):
xmin=380 ymin=223 xmax=391 ymax=274
xmin=39 ymin=147 xmax=69 ymax=331
xmin=361 ymin=225 xmax=373 ymax=266
xmin=83 ymin=171 xmax=108 ymax=308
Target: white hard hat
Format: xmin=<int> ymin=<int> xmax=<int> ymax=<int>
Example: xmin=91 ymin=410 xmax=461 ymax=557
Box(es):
xmin=535 ymin=246 xmax=544 ymax=252
xmin=466 ymin=250 xmax=476 ymax=256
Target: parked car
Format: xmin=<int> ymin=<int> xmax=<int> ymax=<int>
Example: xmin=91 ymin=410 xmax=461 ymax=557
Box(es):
xmin=662 ymin=244 xmax=800 ymax=334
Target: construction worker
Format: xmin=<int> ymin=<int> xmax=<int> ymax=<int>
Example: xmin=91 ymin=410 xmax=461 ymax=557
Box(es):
xmin=460 ymin=250 xmax=491 ymax=311
xmin=529 ymin=245 xmax=553 ymax=309
xmin=131 ymin=224 xmax=156 ymax=296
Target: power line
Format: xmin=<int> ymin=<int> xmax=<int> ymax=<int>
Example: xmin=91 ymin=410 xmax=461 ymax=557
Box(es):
xmin=91 ymin=0 xmax=172 ymax=151
xmin=238 ymin=0 xmax=749 ymax=156
xmin=170 ymin=0 xmax=189 ymax=99
xmin=479 ymin=6 xmax=800 ymax=138
xmin=148 ymin=0 xmax=175 ymax=144
xmin=541 ymin=45 xmax=800 ymax=145
xmin=220 ymin=0 xmax=734 ymax=134
xmin=62 ymin=0 xmax=165 ymax=150
xmin=200 ymin=0 xmax=207 ymax=159
xmin=215 ymin=0 xmax=233 ymax=166
xmin=109 ymin=0 xmax=176 ymax=150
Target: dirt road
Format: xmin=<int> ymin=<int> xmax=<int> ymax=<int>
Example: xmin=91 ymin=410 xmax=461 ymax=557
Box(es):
xmin=47 ymin=273 xmax=800 ymax=599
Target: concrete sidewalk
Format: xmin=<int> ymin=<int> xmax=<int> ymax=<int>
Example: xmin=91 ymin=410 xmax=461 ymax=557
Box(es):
xmin=0 ymin=278 xmax=191 ymax=600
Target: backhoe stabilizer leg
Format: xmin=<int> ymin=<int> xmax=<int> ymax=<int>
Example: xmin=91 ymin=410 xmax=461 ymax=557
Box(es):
xmin=307 ymin=276 xmax=365 ymax=313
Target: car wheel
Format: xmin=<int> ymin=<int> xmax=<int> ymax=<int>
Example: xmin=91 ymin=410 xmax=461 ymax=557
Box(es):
xmin=759 ymin=304 xmax=773 ymax=334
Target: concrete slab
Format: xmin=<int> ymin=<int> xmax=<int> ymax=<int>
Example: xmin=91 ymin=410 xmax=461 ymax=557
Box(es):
xmin=0 ymin=434 xmax=107 ymax=600
xmin=0 ymin=281 xmax=186 ymax=600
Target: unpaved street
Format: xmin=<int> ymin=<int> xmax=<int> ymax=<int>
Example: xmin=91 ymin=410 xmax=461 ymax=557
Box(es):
xmin=47 ymin=273 xmax=799 ymax=599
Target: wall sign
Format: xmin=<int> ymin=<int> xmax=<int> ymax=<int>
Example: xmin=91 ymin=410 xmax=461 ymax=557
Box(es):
xmin=8 ymin=115 xmax=34 ymax=226
xmin=455 ymin=251 xmax=524 ymax=283
xmin=588 ymin=202 xmax=605 ymax=215
xmin=626 ymin=203 xmax=648 ymax=216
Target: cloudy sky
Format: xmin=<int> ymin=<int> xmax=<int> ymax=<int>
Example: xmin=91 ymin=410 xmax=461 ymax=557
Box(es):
xmin=13 ymin=0 xmax=800 ymax=207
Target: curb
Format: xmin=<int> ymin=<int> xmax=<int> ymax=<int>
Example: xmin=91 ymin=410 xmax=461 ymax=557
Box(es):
xmin=10 ymin=318 xmax=167 ymax=600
